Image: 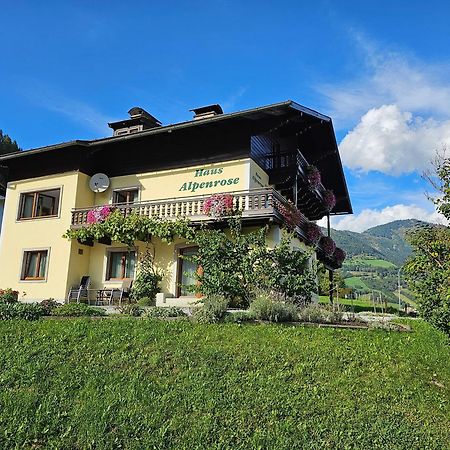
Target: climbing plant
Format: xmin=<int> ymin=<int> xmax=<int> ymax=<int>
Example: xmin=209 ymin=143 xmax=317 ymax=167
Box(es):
xmin=64 ymin=210 xmax=194 ymax=246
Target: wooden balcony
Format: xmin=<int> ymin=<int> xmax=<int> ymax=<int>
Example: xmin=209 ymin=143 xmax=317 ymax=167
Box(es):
xmin=71 ymin=188 xmax=307 ymax=229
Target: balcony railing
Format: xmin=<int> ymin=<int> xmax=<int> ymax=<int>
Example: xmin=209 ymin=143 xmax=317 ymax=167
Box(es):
xmin=71 ymin=188 xmax=308 ymax=228
xmin=70 ymin=188 xmax=341 ymax=268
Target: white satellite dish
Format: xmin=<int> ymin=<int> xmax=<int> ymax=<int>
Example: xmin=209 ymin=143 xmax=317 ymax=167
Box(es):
xmin=89 ymin=173 xmax=110 ymax=193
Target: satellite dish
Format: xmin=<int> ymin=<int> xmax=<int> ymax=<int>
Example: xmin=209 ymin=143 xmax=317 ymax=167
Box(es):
xmin=89 ymin=173 xmax=110 ymax=193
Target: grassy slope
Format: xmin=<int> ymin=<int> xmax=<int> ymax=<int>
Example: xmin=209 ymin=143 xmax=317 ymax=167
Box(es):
xmin=345 ymin=276 xmax=371 ymax=290
xmin=0 ymin=319 xmax=449 ymax=449
xmin=350 ymin=257 xmax=397 ymax=268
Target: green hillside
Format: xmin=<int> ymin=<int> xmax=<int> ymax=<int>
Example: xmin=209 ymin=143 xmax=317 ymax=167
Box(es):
xmin=326 ymin=220 xmax=425 ymax=308
xmin=328 ymin=219 xmax=426 ymax=266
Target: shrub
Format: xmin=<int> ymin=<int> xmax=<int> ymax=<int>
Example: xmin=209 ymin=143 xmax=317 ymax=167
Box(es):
xmin=143 ymin=307 xmax=186 ymax=319
xmin=130 ymin=251 xmax=163 ymax=301
xmin=137 ymin=297 xmax=155 ymax=306
xmin=321 ymin=303 xmax=345 ymax=323
xmin=40 ymin=299 xmax=60 ymax=315
xmin=193 ymin=296 xmax=228 ymax=324
xmin=119 ymin=304 xmax=143 ymax=317
xmin=223 ymin=310 xmax=255 ymax=323
xmin=249 ymin=295 xmax=298 ymax=322
xmin=52 ymin=303 xmax=106 ymax=317
xmin=0 ymin=303 xmax=45 ymax=320
xmin=0 ymin=288 xmax=19 ymax=304
xmin=298 ymin=304 xmax=326 ymax=323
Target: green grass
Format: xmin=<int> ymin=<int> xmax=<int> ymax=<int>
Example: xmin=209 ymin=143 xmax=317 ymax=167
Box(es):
xmin=348 ymin=257 xmax=397 ymax=268
xmin=344 ymin=276 xmax=371 ymax=290
xmin=0 ymin=319 xmax=449 ymax=449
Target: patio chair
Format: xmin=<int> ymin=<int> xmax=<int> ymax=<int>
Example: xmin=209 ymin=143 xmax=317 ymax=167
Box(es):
xmin=67 ymin=276 xmax=91 ymax=303
xmin=111 ymin=279 xmax=133 ymax=306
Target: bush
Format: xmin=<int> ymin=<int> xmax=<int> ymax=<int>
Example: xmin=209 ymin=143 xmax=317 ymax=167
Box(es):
xmin=0 ymin=303 xmax=45 ymax=320
xmin=52 ymin=303 xmax=106 ymax=317
xmin=130 ymin=251 xmax=163 ymax=301
xmin=223 ymin=311 xmax=255 ymax=323
xmin=40 ymin=299 xmax=60 ymax=315
xmin=298 ymin=304 xmax=326 ymax=323
xmin=249 ymin=295 xmax=298 ymax=322
xmin=0 ymin=288 xmax=19 ymax=304
xmin=137 ymin=297 xmax=155 ymax=306
xmin=143 ymin=307 xmax=186 ymax=319
xmin=193 ymin=296 xmax=228 ymax=324
xmin=119 ymin=304 xmax=143 ymax=317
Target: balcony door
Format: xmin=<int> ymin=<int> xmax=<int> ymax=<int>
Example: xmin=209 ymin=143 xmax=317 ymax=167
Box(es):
xmin=177 ymin=246 xmax=199 ymax=297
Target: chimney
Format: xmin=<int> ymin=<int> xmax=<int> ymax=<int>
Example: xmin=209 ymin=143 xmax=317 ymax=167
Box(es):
xmin=108 ymin=107 xmax=162 ymax=136
xmin=190 ymin=104 xmax=224 ymax=120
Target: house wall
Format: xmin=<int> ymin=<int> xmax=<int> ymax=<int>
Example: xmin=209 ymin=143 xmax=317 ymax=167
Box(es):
xmin=93 ymin=158 xmax=263 ymax=206
xmin=0 ymin=172 xmax=88 ymax=301
xmin=0 ymin=197 xmax=4 ymax=233
xmin=0 ymin=158 xmax=272 ymax=301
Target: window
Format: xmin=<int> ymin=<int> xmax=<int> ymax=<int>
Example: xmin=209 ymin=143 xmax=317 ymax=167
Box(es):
xmin=21 ymin=250 xmax=48 ymax=280
xmin=106 ymin=250 xmax=136 ymax=280
xmin=18 ymin=189 xmax=60 ymax=219
xmin=113 ymin=188 xmax=139 ymax=204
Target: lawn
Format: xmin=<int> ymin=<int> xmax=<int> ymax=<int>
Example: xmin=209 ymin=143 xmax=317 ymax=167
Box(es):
xmin=349 ymin=258 xmax=397 ymax=268
xmin=0 ymin=319 xmax=449 ymax=449
xmin=344 ymin=276 xmax=371 ymax=290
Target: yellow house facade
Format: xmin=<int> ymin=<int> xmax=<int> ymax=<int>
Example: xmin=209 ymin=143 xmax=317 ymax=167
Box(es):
xmin=0 ymin=101 xmax=352 ymax=304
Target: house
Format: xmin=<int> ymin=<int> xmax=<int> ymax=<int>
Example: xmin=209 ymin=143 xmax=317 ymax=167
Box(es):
xmin=0 ymin=101 xmax=352 ymax=304
xmin=0 ymin=195 xmax=4 ymax=233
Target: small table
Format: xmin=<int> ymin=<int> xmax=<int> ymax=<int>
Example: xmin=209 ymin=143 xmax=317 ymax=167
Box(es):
xmin=95 ymin=289 xmax=114 ymax=306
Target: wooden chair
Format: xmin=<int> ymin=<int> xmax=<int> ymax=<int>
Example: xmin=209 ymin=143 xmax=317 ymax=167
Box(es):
xmin=67 ymin=276 xmax=91 ymax=303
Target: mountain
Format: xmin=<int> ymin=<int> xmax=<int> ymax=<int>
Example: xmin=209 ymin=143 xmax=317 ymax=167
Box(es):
xmin=328 ymin=219 xmax=426 ymax=266
xmin=322 ymin=219 xmax=428 ymax=307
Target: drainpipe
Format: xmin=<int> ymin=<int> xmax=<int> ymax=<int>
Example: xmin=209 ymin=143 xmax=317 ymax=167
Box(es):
xmin=327 ymin=213 xmax=333 ymax=304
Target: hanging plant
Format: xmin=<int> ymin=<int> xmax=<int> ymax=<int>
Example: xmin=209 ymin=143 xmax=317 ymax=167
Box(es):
xmin=306 ymin=165 xmax=321 ymax=188
xmin=87 ymin=205 xmax=115 ymax=225
xmin=303 ymin=221 xmax=323 ymax=244
xmin=319 ymin=235 xmax=336 ymax=256
xmin=333 ymin=247 xmax=346 ymax=265
xmin=202 ymin=193 xmax=234 ymax=218
xmin=276 ymin=200 xmax=304 ymax=230
xmin=323 ymin=190 xmax=336 ymax=211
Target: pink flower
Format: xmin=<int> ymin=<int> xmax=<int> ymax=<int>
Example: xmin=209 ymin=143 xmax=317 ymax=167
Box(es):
xmin=87 ymin=205 xmax=114 ymax=224
xmin=323 ymin=190 xmax=336 ymax=211
xmin=203 ymin=194 xmax=234 ymax=218
xmin=319 ymin=236 xmax=336 ymax=256
xmin=333 ymin=247 xmax=346 ymax=264
xmin=304 ymin=221 xmax=323 ymax=244
xmin=306 ymin=165 xmax=321 ymax=188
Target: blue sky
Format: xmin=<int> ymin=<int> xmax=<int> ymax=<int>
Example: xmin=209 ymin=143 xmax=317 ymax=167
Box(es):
xmin=1 ymin=0 xmax=449 ymax=231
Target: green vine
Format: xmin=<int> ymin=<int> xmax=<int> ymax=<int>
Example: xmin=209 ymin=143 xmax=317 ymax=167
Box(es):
xmin=64 ymin=210 xmax=194 ymax=246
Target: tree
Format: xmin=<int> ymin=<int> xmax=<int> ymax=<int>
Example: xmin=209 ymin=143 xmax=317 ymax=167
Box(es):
xmin=404 ymin=151 xmax=450 ymax=335
xmin=0 ymin=130 xmax=20 ymax=155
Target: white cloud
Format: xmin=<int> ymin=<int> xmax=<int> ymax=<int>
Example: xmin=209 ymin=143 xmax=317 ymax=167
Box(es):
xmin=339 ymin=104 xmax=450 ymax=174
xmin=318 ymin=203 xmax=448 ymax=233
xmin=319 ymin=35 xmax=450 ymax=127
xmin=318 ymin=35 xmax=450 ymax=175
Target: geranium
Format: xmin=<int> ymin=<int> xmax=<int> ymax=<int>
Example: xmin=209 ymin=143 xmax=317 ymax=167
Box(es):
xmin=276 ymin=200 xmax=304 ymax=230
xmin=306 ymin=165 xmax=321 ymax=188
xmin=319 ymin=235 xmax=336 ymax=256
xmin=303 ymin=221 xmax=323 ymax=244
xmin=87 ymin=205 xmax=114 ymax=225
xmin=202 ymin=194 xmax=234 ymax=218
xmin=323 ymin=189 xmax=336 ymax=211
xmin=333 ymin=247 xmax=346 ymax=265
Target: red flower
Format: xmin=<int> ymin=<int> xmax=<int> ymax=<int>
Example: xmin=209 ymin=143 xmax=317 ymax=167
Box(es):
xmin=203 ymin=194 xmax=234 ymax=218
xmin=320 ymin=236 xmax=336 ymax=256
